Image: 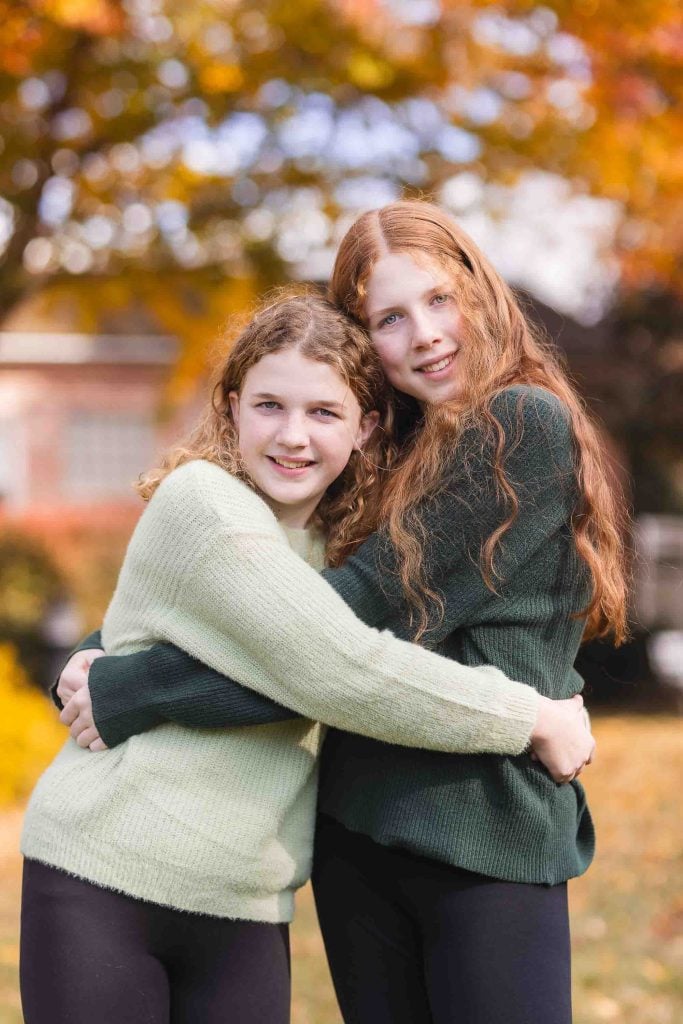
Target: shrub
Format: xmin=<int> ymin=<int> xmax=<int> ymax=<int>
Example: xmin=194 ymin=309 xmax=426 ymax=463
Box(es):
xmin=0 ymin=643 xmax=64 ymax=806
xmin=0 ymin=532 xmax=66 ymax=681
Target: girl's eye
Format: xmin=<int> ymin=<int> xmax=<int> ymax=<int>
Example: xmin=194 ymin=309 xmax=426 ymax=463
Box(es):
xmin=256 ymin=401 xmax=280 ymax=410
xmin=314 ymin=408 xmax=338 ymax=419
xmin=379 ymin=312 xmax=400 ymax=328
xmin=432 ymin=293 xmax=449 ymax=305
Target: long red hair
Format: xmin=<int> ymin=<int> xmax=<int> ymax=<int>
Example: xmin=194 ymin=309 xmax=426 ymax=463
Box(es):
xmin=330 ymin=200 xmax=629 ymax=644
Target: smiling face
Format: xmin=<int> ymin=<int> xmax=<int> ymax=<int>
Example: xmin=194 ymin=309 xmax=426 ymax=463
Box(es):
xmin=364 ymin=251 xmax=465 ymax=404
xmin=229 ymin=346 xmax=378 ymax=529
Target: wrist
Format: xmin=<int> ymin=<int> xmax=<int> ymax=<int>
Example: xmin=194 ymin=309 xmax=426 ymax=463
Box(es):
xmin=89 ymin=654 xmax=163 ymax=747
xmin=529 ymin=695 xmax=554 ymax=745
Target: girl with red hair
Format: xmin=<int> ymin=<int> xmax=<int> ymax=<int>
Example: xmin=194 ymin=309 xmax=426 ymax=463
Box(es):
xmin=311 ymin=199 xmax=627 ymax=1023
xmin=53 ymin=201 xmax=626 ymax=1023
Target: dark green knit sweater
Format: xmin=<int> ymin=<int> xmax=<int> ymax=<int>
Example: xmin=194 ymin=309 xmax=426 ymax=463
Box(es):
xmin=63 ymin=387 xmax=594 ymax=885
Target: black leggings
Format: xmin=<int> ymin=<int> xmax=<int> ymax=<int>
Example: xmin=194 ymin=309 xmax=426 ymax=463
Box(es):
xmin=20 ymin=859 xmax=291 ymax=1024
xmin=312 ymin=815 xmax=572 ymax=1024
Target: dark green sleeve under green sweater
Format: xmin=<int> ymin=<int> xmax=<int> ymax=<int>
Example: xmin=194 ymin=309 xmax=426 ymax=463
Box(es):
xmin=64 ymin=386 xmax=594 ymax=885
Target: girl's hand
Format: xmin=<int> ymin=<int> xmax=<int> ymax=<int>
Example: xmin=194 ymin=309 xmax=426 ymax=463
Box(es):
xmin=56 ymin=649 xmax=105 ymax=706
xmin=60 ymin=683 xmax=108 ymax=753
xmin=529 ymin=694 xmax=595 ymax=783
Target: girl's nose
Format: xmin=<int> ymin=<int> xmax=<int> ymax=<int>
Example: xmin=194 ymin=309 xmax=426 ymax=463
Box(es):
xmin=411 ymin=310 xmax=441 ymax=350
xmin=276 ymin=414 xmax=309 ymax=448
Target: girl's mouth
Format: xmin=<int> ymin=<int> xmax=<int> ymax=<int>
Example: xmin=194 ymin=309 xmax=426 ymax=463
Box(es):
xmin=416 ymin=352 xmax=457 ymax=376
xmin=267 ymin=456 xmax=316 ymax=474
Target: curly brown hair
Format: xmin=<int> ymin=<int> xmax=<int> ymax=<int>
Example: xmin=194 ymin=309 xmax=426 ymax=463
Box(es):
xmin=137 ymin=288 xmax=396 ymax=567
xmin=331 ymin=200 xmax=630 ymax=643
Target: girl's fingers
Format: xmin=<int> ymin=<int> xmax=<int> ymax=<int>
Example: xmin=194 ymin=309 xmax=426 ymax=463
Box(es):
xmin=89 ymin=737 xmax=108 ymax=752
xmin=69 ymin=717 xmax=87 ymax=740
xmin=69 ymin=713 xmax=95 ymax=742
xmin=75 ymin=726 xmax=99 ymax=749
xmin=60 ymin=702 xmax=79 ymax=727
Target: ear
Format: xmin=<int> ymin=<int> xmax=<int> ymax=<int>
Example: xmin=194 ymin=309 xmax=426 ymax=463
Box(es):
xmin=354 ymin=410 xmax=380 ymax=450
xmin=228 ymin=391 xmax=240 ymax=429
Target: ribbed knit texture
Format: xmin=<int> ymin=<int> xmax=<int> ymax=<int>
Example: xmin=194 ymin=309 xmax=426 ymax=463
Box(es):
xmin=66 ymin=386 xmax=596 ymax=887
xmin=317 ymin=387 xmax=595 ymax=884
xmin=52 ymin=631 xmax=299 ymax=744
xmin=22 ymin=460 xmax=539 ymax=921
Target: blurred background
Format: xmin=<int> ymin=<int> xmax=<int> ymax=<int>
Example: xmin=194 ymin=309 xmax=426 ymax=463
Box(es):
xmin=0 ymin=1 xmax=681 ymax=1021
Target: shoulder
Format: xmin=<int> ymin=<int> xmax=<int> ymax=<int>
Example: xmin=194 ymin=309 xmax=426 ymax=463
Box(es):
xmin=491 ymin=385 xmax=569 ymax=424
xmin=490 ymin=386 xmax=572 ymax=450
xmin=151 ymin=460 xmax=279 ymax=534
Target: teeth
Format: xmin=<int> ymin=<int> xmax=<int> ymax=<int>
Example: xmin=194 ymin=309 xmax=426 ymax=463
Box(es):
xmin=420 ymin=353 xmax=455 ymax=373
xmin=272 ymin=458 xmax=312 ymax=469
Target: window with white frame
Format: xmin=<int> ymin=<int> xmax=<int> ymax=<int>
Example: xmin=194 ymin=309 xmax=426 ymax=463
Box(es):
xmin=65 ymin=412 xmax=156 ymax=498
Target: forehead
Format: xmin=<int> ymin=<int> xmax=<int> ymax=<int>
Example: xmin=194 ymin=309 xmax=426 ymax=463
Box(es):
xmin=242 ymin=348 xmax=354 ymax=402
xmin=365 ymin=252 xmax=447 ymax=311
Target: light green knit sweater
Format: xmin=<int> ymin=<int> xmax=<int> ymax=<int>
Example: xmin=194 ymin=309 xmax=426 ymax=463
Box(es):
xmin=22 ymin=460 xmax=539 ymax=922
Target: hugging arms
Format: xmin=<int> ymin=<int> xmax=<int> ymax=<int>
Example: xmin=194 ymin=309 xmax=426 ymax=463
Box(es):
xmin=59 ymin=392 xmax=594 ymax=781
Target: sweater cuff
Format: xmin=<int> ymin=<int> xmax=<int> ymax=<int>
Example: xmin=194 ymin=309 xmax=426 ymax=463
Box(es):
xmin=512 ymin=684 xmax=541 ymax=753
xmin=50 ymin=629 xmax=104 ymax=711
xmin=89 ymin=652 xmax=165 ymax=748
xmin=490 ymin=675 xmax=541 ymax=754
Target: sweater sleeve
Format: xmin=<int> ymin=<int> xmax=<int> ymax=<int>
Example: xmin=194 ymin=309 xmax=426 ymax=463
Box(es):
xmin=321 ymin=387 xmax=579 ymax=643
xmin=139 ymin=465 xmax=540 ymax=755
xmin=87 ymin=643 xmax=298 ymax=748
xmin=81 ymin=388 xmax=572 ymax=748
xmin=51 ymin=627 xmax=295 ymax=745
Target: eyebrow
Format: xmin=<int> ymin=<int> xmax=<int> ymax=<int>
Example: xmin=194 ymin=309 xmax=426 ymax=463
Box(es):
xmin=367 ymin=283 xmax=452 ymax=320
xmin=252 ymin=392 xmax=347 ymax=409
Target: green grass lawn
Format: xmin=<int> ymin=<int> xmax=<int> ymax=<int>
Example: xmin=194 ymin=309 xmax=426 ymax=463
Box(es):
xmin=1 ymin=716 xmax=681 ymax=1023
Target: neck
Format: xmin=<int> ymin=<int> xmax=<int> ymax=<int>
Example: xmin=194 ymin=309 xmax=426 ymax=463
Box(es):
xmin=265 ymin=499 xmax=318 ymax=531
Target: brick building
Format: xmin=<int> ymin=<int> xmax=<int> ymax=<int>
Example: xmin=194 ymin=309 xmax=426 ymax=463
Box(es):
xmin=0 ymin=332 xmax=181 ymax=525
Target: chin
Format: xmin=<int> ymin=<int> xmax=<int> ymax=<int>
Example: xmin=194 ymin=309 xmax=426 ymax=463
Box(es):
xmin=423 ymin=379 xmax=462 ymax=404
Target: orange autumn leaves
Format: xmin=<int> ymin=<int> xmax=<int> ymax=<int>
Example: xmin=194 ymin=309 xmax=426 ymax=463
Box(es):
xmin=0 ymin=0 xmax=122 ymax=77
xmin=0 ymin=0 xmax=680 ymax=357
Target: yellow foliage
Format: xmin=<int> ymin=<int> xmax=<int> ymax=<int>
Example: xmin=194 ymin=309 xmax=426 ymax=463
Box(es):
xmin=346 ymin=52 xmax=395 ymax=90
xmin=0 ymin=645 xmax=64 ymax=808
xmin=36 ymin=0 xmax=122 ymax=34
xmin=199 ymin=64 xmax=245 ymax=93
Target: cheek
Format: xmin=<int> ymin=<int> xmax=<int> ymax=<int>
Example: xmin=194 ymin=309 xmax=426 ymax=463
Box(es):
xmin=370 ymin=334 xmax=409 ymax=380
xmin=236 ymin=415 xmax=270 ymax=457
xmin=316 ymin=429 xmax=355 ymax=479
xmin=441 ymin=306 xmax=462 ymax=336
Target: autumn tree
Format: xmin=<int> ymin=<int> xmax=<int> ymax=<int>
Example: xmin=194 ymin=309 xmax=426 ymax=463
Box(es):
xmin=0 ymin=0 xmax=680 ymax=373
